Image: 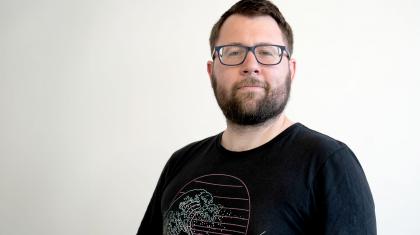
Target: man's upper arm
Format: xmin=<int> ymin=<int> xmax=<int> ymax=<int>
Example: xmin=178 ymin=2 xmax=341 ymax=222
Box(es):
xmin=137 ymin=162 xmax=171 ymax=235
xmin=311 ymin=147 xmax=376 ymax=234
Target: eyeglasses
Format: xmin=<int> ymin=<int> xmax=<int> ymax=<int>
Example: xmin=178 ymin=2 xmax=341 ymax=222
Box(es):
xmin=213 ymin=44 xmax=290 ymax=66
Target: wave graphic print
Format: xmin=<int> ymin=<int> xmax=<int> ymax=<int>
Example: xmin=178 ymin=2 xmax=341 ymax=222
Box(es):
xmin=163 ymin=174 xmax=250 ymax=235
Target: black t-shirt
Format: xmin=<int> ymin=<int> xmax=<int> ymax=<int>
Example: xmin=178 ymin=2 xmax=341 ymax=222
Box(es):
xmin=137 ymin=123 xmax=376 ymax=234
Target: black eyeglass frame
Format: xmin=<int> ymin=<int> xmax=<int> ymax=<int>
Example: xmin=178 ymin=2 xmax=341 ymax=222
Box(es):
xmin=212 ymin=44 xmax=291 ymax=66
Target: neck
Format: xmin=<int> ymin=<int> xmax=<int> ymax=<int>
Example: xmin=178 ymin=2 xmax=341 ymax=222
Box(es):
xmin=221 ymin=114 xmax=294 ymax=152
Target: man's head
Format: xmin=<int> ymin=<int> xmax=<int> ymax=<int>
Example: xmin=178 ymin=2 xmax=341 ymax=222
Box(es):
xmin=209 ymin=0 xmax=294 ymax=56
xmin=207 ymin=0 xmax=296 ymax=126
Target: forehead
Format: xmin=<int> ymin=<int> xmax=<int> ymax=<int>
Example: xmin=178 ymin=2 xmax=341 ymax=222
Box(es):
xmin=216 ymin=14 xmax=285 ymax=46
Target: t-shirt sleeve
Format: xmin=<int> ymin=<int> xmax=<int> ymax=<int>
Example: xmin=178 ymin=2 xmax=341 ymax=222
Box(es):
xmin=311 ymin=147 xmax=376 ymax=234
xmin=136 ymin=163 xmax=170 ymax=235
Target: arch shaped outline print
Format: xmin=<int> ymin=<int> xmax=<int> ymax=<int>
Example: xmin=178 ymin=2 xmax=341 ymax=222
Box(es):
xmin=164 ymin=173 xmax=251 ymax=235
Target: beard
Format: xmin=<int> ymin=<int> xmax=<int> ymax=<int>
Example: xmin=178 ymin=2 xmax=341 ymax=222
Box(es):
xmin=211 ymin=71 xmax=291 ymax=126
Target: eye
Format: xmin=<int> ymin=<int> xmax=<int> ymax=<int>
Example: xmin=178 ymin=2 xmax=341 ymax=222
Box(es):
xmin=229 ymin=50 xmax=242 ymax=56
xmin=221 ymin=46 xmax=244 ymax=57
xmin=258 ymin=50 xmax=274 ymax=56
xmin=256 ymin=46 xmax=279 ymax=57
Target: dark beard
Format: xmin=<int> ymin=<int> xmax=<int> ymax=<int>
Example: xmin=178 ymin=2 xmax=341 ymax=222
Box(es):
xmin=211 ymin=72 xmax=291 ymax=126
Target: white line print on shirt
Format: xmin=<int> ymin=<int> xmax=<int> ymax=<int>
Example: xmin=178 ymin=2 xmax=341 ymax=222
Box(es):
xmin=163 ymin=189 xmax=223 ymax=235
xmin=163 ymin=174 xmax=251 ymax=235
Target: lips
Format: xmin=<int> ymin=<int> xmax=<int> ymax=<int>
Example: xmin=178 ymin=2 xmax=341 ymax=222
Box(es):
xmin=237 ymin=86 xmax=265 ymax=93
xmin=235 ymin=78 xmax=267 ymax=90
xmin=238 ymin=84 xmax=264 ymax=89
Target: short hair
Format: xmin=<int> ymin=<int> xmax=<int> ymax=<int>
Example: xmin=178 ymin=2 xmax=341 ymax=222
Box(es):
xmin=209 ymin=0 xmax=294 ymax=56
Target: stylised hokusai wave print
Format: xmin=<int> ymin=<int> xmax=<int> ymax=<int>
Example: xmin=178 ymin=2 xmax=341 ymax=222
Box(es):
xmin=163 ymin=174 xmax=251 ymax=235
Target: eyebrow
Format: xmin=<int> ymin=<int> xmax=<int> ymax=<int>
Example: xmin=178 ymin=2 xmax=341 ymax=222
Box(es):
xmin=221 ymin=42 xmax=281 ymax=46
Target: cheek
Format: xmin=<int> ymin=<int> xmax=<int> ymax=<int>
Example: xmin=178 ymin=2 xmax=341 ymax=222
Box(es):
xmin=215 ymin=71 xmax=236 ymax=91
xmin=217 ymin=80 xmax=233 ymax=98
xmin=268 ymin=67 xmax=290 ymax=83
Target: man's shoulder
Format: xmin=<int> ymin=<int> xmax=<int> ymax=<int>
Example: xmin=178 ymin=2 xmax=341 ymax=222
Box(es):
xmin=166 ymin=133 xmax=220 ymax=166
xmin=289 ymin=124 xmax=362 ymax=182
xmin=291 ymin=123 xmax=350 ymax=156
xmin=175 ymin=133 xmax=219 ymax=155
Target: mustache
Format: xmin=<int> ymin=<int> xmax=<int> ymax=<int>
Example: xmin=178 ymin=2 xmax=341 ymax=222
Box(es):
xmin=234 ymin=77 xmax=268 ymax=90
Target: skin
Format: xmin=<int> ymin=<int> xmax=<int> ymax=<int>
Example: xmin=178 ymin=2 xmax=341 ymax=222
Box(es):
xmin=207 ymin=14 xmax=297 ymax=151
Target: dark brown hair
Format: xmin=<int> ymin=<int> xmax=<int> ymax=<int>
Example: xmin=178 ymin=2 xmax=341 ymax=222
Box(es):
xmin=209 ymin=0 xmax=294 ymax=55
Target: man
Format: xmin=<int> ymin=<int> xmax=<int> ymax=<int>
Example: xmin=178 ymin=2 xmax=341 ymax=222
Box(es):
xmin=137 ymin=0 xmax=376 ymax=234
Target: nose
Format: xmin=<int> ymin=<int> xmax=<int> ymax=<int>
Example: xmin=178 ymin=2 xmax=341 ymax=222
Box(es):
xmin=240 ymin=50 xmax=261 ymax=75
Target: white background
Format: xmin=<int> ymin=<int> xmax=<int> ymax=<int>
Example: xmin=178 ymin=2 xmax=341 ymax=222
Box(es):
xmin=1 ymin=0 xmax=419 ymax=234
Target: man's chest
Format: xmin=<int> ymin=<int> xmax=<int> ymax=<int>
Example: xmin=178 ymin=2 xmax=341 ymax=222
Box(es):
xmin=160 ymin=155 xmax=312 ymax=235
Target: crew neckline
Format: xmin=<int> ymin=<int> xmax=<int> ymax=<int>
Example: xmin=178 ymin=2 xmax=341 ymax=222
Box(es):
xmin=216 ymin=122 xmax=302 ymax=157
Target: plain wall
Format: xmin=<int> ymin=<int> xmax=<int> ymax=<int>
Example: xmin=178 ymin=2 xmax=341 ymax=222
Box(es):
xmin=1 ymin=0 xmax=419 ymax=234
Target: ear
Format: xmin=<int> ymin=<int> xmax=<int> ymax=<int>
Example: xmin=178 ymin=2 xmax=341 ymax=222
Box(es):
xmin=207 ymin=60 xmax=214 ymax=79
xmin=288 ymin=58 xmax=297 ymax=82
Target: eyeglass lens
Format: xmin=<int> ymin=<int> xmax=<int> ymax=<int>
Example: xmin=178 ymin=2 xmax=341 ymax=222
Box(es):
xmin=219 ymin=45 xmax=283 ymax=65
